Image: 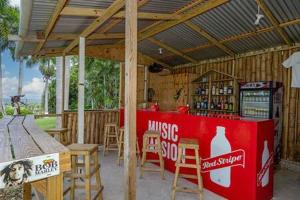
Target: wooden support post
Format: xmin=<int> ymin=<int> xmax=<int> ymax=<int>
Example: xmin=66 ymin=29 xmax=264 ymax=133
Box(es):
xmin=144 ymin=66 xmax=148 ymax=102
xmin=56 ymin=57 xmax=63 ymax=128
xmin=64 ymin=56 xmax=71 ymax=110
xmin=62 ymin=55 xmax=65 ymax=127
xmin=124 ymin=0 xmax=137 ymax=199
xmin=119 ymin=62 xmax=125 ymax=108
xmin=78 ymin=37 xmax=85 ymax=144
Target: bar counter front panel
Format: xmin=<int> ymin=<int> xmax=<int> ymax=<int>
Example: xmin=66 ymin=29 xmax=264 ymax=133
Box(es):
xmin=120 ymin=109 xmax=274 ymax=200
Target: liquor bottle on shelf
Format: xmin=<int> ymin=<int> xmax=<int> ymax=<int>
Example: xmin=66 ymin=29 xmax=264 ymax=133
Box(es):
xmin=224 ymin=85 xmax=228 ymax=95
xmin=224 ymin=99 xmax=229 ymax=110
xmin=227 ymin=85 xmax=233 ymax=95
xmin=216 ymin=85 xmax=219 ymax=95
xmin=212 ymin=85 xmax=216 ymax=95
xmin=196 ymin=100 xmax=201 ymax=109
xmin=221 ymin=98 xmax=225 ymax=110
xmin=228 ymin=101 xmax=233 ymax=111
xmin=217 ymin=99 xmax=221 ymax=110
xmin=211 ymin=100 xmax=215 ymax=109
xmin=201 ymin=87 xmax=206 ymax=95
xmin=220 ymin=84 xmax=224 ymax=95
xmin=205 ymin=86 xmax=209 ymax=95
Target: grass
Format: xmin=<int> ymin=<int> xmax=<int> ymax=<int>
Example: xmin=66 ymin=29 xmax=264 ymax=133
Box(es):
xmin=35 ymin=117 xmax=57 ymax=130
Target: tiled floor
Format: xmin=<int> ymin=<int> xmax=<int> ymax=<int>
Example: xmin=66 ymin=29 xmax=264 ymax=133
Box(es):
xmin=64 ymin=151 xmax=300 ymax=200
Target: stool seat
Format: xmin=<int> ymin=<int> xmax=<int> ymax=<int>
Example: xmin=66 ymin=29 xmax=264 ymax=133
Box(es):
xmin=68 ymin=143 xmax=98 ymax=153
xmin=144 ymin=130 xmax=160 ymax=137
xmin=179 ymin=138 xmax=199 ymax=149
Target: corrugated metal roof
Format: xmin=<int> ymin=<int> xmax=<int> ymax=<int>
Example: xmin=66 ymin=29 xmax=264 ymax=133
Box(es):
xmin=20 ymin=43 xmax=37 ymax=55
xmin=224 ymin=31 xmax=284 ymax=53
xmin=67 ymin=0 xmax=115 ymax=9
xmin=44 ymin=41 xmax=70 ymax=48
xmin=153 ymin=23 xmax=209 ymax=50
xmin=186 ymin=46 xmax=227 ymax=61
xmin=264 ymin=0 xmax=300 ymax=23
xmin=53 ymin=16 xmax=95 ymax=33
xmin=138 ymin=40 xmax=174 ymax=59
xmin=18 ymin=0 xmax=300 ymax=66
xmin=284 ymin=24 xmax=300 ymax=42
xmin=29 ymin=0 xmax=58 ymax=32
xmin=139 ymin=0 xmax=194 ymax=14
xmin=191 ymin=0 xmax=271 ymax=40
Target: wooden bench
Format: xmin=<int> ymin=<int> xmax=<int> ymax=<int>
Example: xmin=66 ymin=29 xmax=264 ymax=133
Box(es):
xmin=0 ymin=115 xmax=71 ymax=200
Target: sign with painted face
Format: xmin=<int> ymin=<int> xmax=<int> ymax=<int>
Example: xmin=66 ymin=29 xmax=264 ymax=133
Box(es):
xmin=120 ymin=109 xmax=274 ymax=200
xmin=0 ymin=153 xmax=60 ymax=188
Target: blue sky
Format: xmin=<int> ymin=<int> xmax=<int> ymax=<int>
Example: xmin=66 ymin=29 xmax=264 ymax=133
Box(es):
xmin=0 ymin=0 xmax=44 ymax=101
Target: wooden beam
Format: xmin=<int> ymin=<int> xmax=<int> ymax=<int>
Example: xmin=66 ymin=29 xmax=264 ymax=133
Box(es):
xmin=34 ymin=0 xmax=69 ymax=55
xmin=8 ymin=34 xmax=43 ymax=42
xmin=63 ymin=0 xmax=125 ymax=54
xmin=124 ymin=0 xmax=137 ymax=199
xmin=256 ymin=0 xmax=292 ymax=45
xmin=148 ymin=38 xmax=197 ymax=63
xmin=184 ymin=21 xmax=234 ymax=56
xmin=138 ymin=0 xmax=229 ymax=41
xmin=61 ymin=7 xmax=180 ymax=20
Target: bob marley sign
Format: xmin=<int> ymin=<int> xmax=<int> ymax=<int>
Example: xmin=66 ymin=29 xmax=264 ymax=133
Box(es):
xmin=0 ymin=153 xmax=59 ymax=188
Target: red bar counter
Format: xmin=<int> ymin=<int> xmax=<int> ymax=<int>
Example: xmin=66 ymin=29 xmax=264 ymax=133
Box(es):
xmin=120 ymin=109 xmax=274 ymax=200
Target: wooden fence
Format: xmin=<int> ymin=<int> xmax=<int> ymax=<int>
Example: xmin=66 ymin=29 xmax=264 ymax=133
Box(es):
xmin=62 ymin=110 xmax=119 ymax=145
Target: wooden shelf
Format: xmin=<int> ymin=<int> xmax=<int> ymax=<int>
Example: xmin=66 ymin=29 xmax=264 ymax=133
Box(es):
xmin=190 ymin=69 xmax=241 ymax=114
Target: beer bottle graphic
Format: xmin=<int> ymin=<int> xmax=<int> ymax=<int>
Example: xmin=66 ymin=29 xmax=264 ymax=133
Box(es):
xmin=262 ymin=140 xmax=269 ymax=187
xmin=210 ymin=126 xmax=232 ymax=187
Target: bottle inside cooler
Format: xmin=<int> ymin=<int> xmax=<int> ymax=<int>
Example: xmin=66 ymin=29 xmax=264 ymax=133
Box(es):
xmin=241 ymin=90 xmax=270 ymax=119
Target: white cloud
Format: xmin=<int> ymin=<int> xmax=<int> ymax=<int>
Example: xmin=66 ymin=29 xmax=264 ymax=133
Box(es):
xmin=2 ymin=76 xmax=18 ymax=97
xmin=9 ymin=0 xmax=20 ymax=7
xmin=22 ymin=77 xmax=45 ymax=99
xmin=2 ymin=76 xmax=44 ymax=101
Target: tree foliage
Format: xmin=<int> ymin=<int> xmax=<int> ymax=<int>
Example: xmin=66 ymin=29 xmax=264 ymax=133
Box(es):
xmin=0 ymin=0 xmax=19 ymax=57
xmin=48 ymin=57 xmax=120 ymax=112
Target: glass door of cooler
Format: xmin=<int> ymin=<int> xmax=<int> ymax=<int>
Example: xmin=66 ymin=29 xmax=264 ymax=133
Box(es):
xmin=240 ymin=90 xmax=271 ymax=119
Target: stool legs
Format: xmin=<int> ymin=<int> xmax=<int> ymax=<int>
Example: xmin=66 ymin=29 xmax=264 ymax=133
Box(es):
xmin=69 ymin=150 xmax=103 ymax=200
xmin=85 ymin=154 xmax=91 ymax=200
xmin=172 ymin=144 xmax=203 ymax=200
xmin=140 ymin=134 xmax=164 ymax=179
xmin=104 ymin=124 xmax=118 ymax=155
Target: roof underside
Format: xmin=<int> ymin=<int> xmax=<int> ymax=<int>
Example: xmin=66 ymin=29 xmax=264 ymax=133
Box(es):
xmin=18 ymin=0 xmax=300 ymax=67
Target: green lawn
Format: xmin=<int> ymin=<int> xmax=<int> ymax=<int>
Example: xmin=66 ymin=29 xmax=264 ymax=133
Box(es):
xmin=35 ymin=117 xmax=57 ymax=130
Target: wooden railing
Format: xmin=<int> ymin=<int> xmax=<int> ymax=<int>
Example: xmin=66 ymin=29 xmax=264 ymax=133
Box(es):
xmin=62 ymin=110 xmax=119 ymax=145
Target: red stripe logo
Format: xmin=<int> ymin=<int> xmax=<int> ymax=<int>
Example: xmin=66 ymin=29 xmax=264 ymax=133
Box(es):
xmin=201 ymin=149 xmax=245 ymax=172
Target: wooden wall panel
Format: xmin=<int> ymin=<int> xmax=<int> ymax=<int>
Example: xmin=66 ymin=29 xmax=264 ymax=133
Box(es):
xmin=147 ymin=47 xmax=300 ymax=162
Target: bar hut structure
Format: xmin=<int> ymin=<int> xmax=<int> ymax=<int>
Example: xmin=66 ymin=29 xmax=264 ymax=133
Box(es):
xmin=12 ymin=0 xmax=300 ymax=199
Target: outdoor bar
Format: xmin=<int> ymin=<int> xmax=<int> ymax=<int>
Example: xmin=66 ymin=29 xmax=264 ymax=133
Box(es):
xmin=1 ymin=0 xmax=300 ymax=200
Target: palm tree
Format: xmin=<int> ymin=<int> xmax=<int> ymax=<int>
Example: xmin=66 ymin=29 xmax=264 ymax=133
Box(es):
xmin=17 ymin=56 xmax=37 ymax=95
xmin=0 ymin=0 xmax=19 ymax=114
xmin=39 ymin=58 xmax=56 ymax=114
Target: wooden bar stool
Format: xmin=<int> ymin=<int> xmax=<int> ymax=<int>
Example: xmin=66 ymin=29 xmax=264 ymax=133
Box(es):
xmin=140 ymin=130 xmax=164 ymax=179
xmin=117 ymin=127 xmax=141 ymax=165
xmin=171 ymin=138 xmax=203 ymax=200
xmin=68 ymin=143 xmax=103 ymax=200
xmin=103 ymin=123 xmax=119 ymax=155
xmin=45 ymin=127 xmax=69 ymax=145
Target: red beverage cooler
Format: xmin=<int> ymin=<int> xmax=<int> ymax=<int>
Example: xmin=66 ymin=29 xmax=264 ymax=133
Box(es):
xmin=239 ymin=81 xmax=283 ymax=162
xmin=120 ymin=109 xmax=274 ymax=200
